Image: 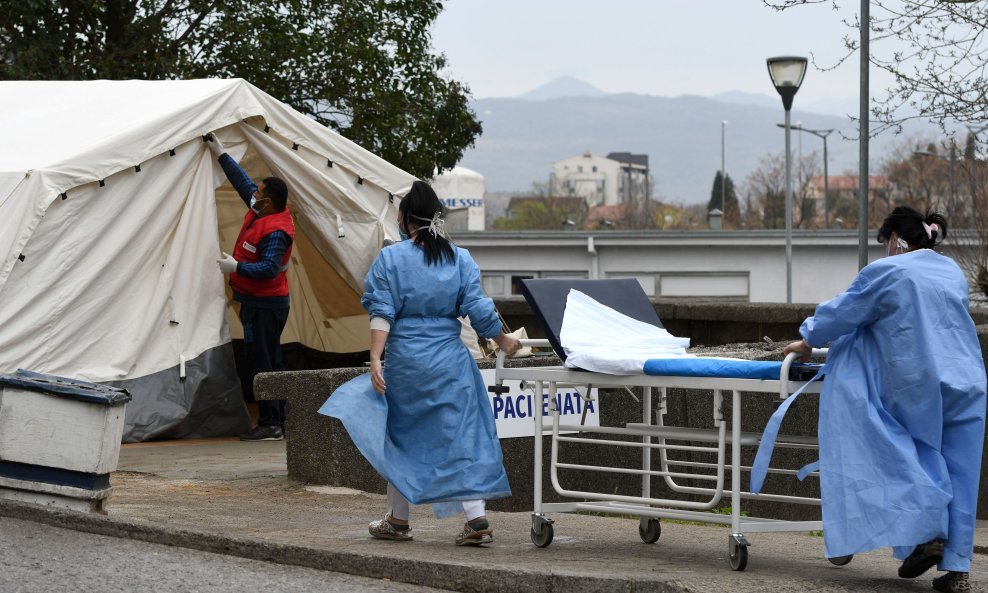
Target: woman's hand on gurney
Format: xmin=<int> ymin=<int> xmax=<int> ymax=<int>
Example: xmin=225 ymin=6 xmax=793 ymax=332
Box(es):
xmin=783 ymin=339 xmax=813 ymax=362
xmin=369 ymin=358 xmax=386 ymax=394
xmin=493 ymin=332 xmax=522 ymax=356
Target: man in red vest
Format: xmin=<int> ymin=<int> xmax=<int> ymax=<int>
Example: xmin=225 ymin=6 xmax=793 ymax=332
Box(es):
xmin=208 ymin=133 xmax=294 ymax=441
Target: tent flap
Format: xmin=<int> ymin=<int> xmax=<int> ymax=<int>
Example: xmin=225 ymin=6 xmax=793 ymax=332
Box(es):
xmin=108 ymin=343 xmax=250 ymax=442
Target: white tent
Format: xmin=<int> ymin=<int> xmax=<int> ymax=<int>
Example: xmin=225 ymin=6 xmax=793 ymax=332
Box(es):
xmin=0 ymin=79 xmax=414 ymax=441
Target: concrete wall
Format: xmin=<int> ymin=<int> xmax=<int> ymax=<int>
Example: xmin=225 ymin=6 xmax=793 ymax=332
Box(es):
xmin=255 ymin=301 xmax=988 ymax=521
xmin=456 ymin=229 xmax=893 ymax=303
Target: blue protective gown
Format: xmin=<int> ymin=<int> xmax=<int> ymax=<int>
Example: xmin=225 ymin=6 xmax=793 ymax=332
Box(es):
xmin=321 ymin=241 xmax=510 ymax=512
xmin=801 ymin=249 xmax=985 ymax=571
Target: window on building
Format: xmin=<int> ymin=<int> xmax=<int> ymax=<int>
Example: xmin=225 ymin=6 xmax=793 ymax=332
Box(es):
xmin=605 ymin=273 xmax=656 ymax=296
xmin=592 ymin=166 xmax=597 ymax=173
xmin=542 ymin=271 xmax=589 ymax=280
xmin=577 ymin=166 xmax=583 ymax=173
xmin=482 ymin=275 xmax=505 ymax=296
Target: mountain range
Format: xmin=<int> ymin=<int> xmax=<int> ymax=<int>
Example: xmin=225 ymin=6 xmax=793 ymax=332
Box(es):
xmin=458 ymin=77 xmax=944 ymax=205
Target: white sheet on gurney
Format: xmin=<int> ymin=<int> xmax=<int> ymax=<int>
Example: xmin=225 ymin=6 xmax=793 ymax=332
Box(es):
xmin=560 ymin=289 xmax=776 ymax=377
xmin=560 ymin=289 xmax=692 ymax=374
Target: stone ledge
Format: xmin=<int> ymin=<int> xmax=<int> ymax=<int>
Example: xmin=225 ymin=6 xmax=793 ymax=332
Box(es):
xmin=255 ymin=315 xmax=988 ymax=521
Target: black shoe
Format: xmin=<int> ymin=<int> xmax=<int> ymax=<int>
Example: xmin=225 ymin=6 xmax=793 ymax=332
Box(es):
xmin=933 ymin=571 xmax=971 ymax=593
xmin=239 ymin=424 xmax=284 ymax=441
xmin=898 ymin=539 xmax=944 ymax=579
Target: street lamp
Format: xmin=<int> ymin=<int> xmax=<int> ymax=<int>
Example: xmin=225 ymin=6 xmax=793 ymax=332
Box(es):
xmin=767 ymin=55 xmax=808 ymax=304
xmin=777 ymin=123 xmax=836 ymax=227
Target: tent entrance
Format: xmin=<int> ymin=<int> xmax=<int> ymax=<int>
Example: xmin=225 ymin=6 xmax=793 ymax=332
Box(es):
xmin=214 ymin=141 xmax=372 ymax=399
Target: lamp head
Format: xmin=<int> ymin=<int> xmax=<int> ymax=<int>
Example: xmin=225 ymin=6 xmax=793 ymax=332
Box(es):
xmin=766 ymin=56 xmax=808 ymax=111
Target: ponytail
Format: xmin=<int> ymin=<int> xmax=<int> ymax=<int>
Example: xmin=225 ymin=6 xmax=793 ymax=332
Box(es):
xmin=877 ymin=206 xmax=948 ymax=250
xmin=399 ymin=180 xmax=455 ymax=266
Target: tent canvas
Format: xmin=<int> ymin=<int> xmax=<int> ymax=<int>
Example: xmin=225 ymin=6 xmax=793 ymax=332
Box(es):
xmin=0 ymin=79 xmax=414 ymax=441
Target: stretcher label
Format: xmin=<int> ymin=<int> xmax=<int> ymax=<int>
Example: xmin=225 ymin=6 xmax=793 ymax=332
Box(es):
xmin=479 ymin=369 xmax=601 ymax=439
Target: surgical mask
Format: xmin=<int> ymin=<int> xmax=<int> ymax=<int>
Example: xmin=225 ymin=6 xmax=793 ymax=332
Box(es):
xmin=250 ymin=196 xmax=268 ymax=214
xmin=887 ymin=237 xmax=908 ymax=257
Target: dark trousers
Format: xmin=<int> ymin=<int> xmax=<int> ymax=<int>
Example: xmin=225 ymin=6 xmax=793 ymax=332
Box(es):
xmin=240 ymin=304 xmax=289 ymax=426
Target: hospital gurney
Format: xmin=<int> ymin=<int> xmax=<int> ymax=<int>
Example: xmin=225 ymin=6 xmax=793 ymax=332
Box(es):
xmin=491 ymin=278 xmax=839 ymax=571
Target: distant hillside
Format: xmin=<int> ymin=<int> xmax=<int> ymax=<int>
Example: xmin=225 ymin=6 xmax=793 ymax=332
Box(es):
xmin=460 ymin=92 xmax=940 ymax=205
xmin=519 ymin=76 xmax=607 ymax=100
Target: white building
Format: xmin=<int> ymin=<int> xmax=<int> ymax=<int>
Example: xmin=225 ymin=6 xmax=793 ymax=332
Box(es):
xmin=549 ymin=151 xmax=649 ymax=207
xmin=432 ymin=166 xmax=485 ymax=231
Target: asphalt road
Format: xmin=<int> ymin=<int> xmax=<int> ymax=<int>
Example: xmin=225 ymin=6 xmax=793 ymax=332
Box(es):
xmin=0 ymin=516 xmax=448 ymax=593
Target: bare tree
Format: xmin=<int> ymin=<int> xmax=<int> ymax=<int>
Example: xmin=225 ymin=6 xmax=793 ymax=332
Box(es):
xmin=794 ymin=152 xmax=823 ymax=229
xmin=762 ymin=1 xmax=988 ymax=131
xmin=876 ymin=133 xmax=988 ymax=297
xmin=879 ymin=134 xmax=951 ymax=216
xmin=948 ymin=142 xmax=988 ymax=299
xmin=741 ymin=151 xmax=823 ymax=229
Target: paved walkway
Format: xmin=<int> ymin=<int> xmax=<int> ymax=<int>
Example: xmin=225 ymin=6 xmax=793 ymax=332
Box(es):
xmin=2 ymin=438 xmax=985 ymax=593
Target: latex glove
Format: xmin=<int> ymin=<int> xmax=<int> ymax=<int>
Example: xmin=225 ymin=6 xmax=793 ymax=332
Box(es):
xmin=369 ymin=359 xmax=386 ymax=395
xmin=216 ymin=252 xmax=239 ymax=275
xmin=206 ymin=132 xmax=226 ymax=159
xmin=492 ymin=332 xmax=522 ymax=356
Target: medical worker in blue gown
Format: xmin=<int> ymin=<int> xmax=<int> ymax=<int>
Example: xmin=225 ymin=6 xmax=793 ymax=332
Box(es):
xmin=324 ymin=180 xmax=520 ymax=547
xmin=785 ymin=206 xmax=985 ymax=593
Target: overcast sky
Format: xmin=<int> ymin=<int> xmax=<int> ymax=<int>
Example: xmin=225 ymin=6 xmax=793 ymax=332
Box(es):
xmin=430 ymin=1 xmax=898 ymax=108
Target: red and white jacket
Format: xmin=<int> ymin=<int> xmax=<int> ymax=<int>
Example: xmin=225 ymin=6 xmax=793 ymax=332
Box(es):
xmin=230 ymin=209 xmax=295 ymax=298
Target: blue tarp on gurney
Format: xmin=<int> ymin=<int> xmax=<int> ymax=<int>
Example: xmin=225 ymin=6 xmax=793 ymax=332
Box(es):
xmin=644 ymin=358 xmax=782 ymax=379
xmin=644 ymin=358 xmax=823 ymax=380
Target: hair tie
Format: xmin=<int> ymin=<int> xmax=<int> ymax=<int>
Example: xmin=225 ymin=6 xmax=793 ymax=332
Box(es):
xmin=922 ymin=222 xmax=939 ymax=239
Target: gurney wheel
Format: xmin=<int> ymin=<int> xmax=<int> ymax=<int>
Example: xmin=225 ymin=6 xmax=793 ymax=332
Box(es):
xmin=530 ymin=523 xmax=554 ymax=548
xmin=828 ymin=554 xmax=853 ymax=566
xmin=638 ymin=518 xmax=661 ymax=543
xmin=729 ymin=544 xmax=748 ymax=571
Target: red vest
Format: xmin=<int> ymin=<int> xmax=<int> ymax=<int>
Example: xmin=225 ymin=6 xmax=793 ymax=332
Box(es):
xmin=230 ymin=208 xmax=295 ymax=298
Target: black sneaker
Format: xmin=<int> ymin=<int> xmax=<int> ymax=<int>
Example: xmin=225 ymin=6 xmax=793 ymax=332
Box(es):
xmin=239 ymin=425 xmax=284 ymax=441
xmin=898 ymin=539 xmax=944 ymax=578
xmin=932 ymin=572 xmax=971 ymax=593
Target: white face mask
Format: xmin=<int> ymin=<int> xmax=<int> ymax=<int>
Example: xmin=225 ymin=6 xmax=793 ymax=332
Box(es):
xmin=886 ymin=236 xmax=908 ymax=257
xmin=250 ymin=196 xmax=268 ymax=214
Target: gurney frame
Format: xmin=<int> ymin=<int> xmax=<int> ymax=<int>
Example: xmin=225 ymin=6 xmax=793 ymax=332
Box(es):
xmin=494 ymin=340 xmax=836 ymax=571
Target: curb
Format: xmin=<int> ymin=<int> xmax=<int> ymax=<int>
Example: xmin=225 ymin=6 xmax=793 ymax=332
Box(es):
xmin=0 ymin=500 xmax=686 ymax=593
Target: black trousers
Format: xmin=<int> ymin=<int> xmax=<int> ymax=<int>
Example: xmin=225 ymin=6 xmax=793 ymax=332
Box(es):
xmin=240 ymin=304 xmax=289 ymax=426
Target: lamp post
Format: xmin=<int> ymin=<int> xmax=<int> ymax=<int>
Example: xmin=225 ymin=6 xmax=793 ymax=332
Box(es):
xmin=767 ymin=56 xmax=808 ymax=304
xmin=721 ymin=120 xmax=728 ymax=214
xmin=796 ymin=121 xmax=803 ymax=190
xmin=858 ymin=0 xmax=869 ymax=270
xmin=777 ymin=123 xmax=836 ymax=227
